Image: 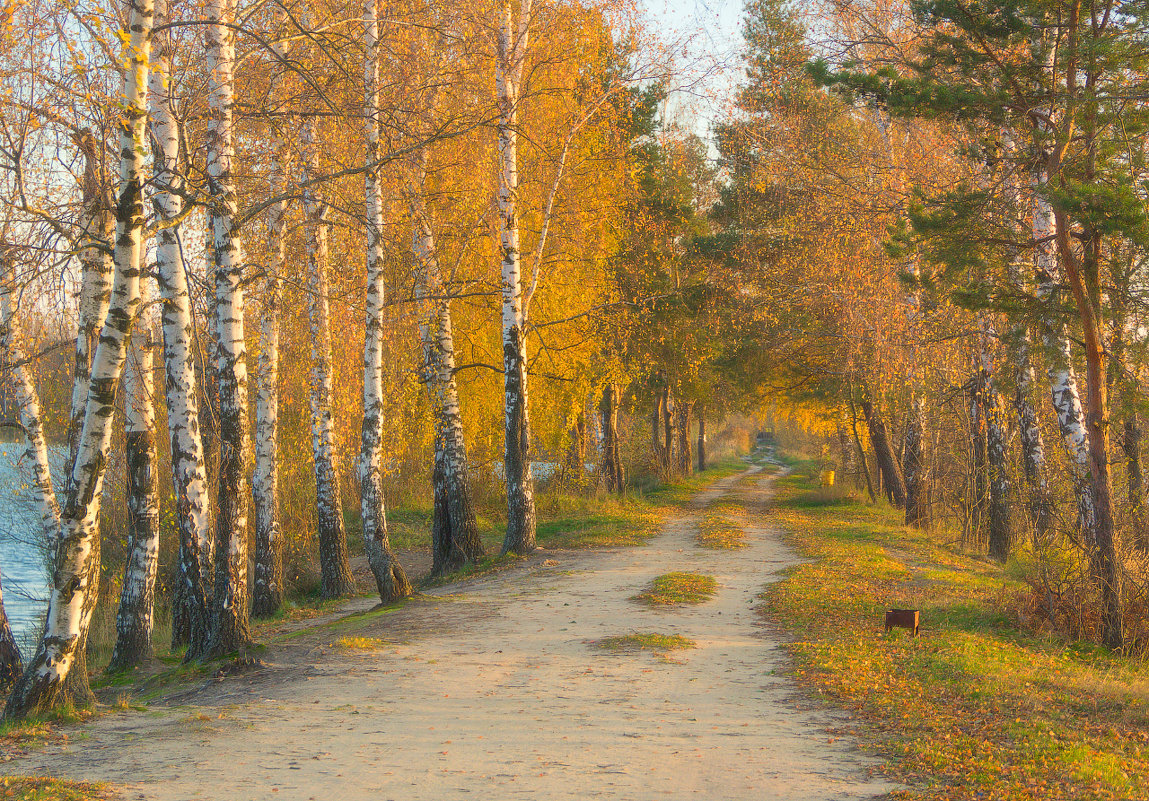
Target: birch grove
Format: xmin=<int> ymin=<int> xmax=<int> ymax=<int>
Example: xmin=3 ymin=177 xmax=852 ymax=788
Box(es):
xmin=5 ymin=0 xmax=1149 ymax=725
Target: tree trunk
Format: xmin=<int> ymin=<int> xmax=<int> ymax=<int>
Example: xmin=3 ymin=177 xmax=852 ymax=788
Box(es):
xmin=1124 ymin=415 xmax=1149 ymax=552
xmin=303 ymin=201 xmax=355 ymax=599
xmin=562 ymin=413 xmax=586 ymax=485
xmin=846 ymin=387 xmax=877 ymax=502
xmin=663 ymin=387 xmax=675 ymax=476
xmin=651 ymin=392 xmax=663 ymax=467
xmin=697 ymin=406 xmax=707 ymax=473
xmin=860 ymin=396 xmax=906 ymax=508
xmin=1034 ymin=173 xmax=1096 ymax=543
xmin=0 ymin=568 xmax=21 ymax=688
xmin=4 ymin=0 xmax=151 ymax=716
xmin=61 ymin=133 xmax=113 ymax=694
xmin=497 ymin=0 xmax=537 ymax=557
xmin=109 ymin=323 xmax=160 ymax=672
xmin=967 ymin=368 xmax=988 ymax=545
xmin=353 ymin=0 xmax=414 ymax=600
xmin=202 ymin=0 xmax=252 ymax=662
xmin=251 ymin=25 xmax=290 ymax=618
xmin=979 ymin=332 xmax=1012 ymax=562
xmin=676 ymin=400 xmax=693 ymax=476
xmin=600 ymin=384 xmax=623 ymax=492
xmin=1013 ymin=342 xmax=1054 ymax=546
xmin=149 ymin=0 xmax=212 ymax=650
xmin=903 ymin=395 xmax=928 ymax=527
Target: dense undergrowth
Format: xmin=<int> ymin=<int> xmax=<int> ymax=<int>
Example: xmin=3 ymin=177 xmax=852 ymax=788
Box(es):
xmin=763 ymin=457 xmax=1149 ymax=801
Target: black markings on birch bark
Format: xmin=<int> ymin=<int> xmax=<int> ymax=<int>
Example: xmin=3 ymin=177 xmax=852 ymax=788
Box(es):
xmin=110 ymin=323 xmax=160 ymax=671
xmin=150 ymin=0 xmax=212 ymax=651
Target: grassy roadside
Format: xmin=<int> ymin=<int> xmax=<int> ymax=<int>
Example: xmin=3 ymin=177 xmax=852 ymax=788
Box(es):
xmin=762 ymin=459 xmax=1149 ymax=801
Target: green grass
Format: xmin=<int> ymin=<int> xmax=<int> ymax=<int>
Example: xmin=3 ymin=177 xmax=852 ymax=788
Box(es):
xmin=634 ymin=572 xmax=717 ymax=605
xmin=593 ymin=632 xmax=697 ymax=652
xmin=763 ymin=457 xmax=1149 ymax=801
xmin=641 ymin=457 xmax=747 ymax=508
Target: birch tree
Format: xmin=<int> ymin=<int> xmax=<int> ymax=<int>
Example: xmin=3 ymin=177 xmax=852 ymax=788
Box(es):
xmin=496 ymin=0 xmax=537 ymax=556
xmin=203 ymin=0 xmax=252 ymax=660
xmin=252 ymin=27 xmax=292 ymax=618
xmin=149 ymin=0 xmax=213 ymax=651
xmin=109 ymin=320 xmax=160 ymax=671
xmin=301 ymin=112 xmax=355 ymax=600
xmin=4 ymin=0 xmax=152 ymax=717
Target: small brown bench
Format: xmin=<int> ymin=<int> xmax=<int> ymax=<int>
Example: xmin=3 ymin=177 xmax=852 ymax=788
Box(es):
xmin=884 ymin=608 xmax=920 ymax=638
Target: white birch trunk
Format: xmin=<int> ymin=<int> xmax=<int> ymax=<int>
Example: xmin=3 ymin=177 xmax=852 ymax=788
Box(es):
xmin=301 ymin=112 xmax=355 ymax=600
xmin=497 ymin=0 xmax=537 ymax=556
xmin=203 ymin=0 xmax=252 ymax=660
xmin=1033 ymin=168 xmax=1096 ymax=542
xmin=109 ymin=320 xmax=160 ymax=671
xmin=4 ymin=0 xmax=151 ymax=717
xmin=356 ymin=0 xmax=412 ymax=599
xmin=408 ymin=149 xmax=484 ymax=576
xmin=252 ymin=26 xmax=291 ymax=618
xmin=150 ymin=0 xmax=212 ymax=650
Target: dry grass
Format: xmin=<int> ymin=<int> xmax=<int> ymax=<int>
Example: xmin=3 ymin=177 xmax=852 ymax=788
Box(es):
xmin=696 ymin=512 xmax=747 ymax=549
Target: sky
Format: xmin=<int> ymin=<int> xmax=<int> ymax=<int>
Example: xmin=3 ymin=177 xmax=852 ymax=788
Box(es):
xmin=639 ymin=0 xmax=746 ymax=140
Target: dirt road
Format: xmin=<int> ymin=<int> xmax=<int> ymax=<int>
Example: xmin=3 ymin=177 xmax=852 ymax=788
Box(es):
xmin=4 ymin=467 xmax=893 ymax=800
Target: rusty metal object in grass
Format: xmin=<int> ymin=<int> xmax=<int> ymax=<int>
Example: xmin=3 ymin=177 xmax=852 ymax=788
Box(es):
xmin=884 ymin=608 xmax=920 ymax=637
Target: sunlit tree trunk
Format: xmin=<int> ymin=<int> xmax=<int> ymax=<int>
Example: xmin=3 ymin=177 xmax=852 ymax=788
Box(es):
xmin=356 ymin=0 xmax=413 ymax=598
xmin=62 ymin=134 xmax=113 ymax=693
xmin=662 ymin=387 xmax=675 ymax=476
xmin=497 ymin=0 xmax=537 ymax=556
xmin=203 ymin=0 xmax=253 ymax=661
xmin=599 ymin=384 xmax=623 ymax=492
xmin=109 ymin=322 xmax=160 ymax=671
xmin=409 ymin=149 xmax=483 ymax=576
xmin=150 ymin=0 xmax=211 ymax=650
xmin=4 ymin=0 xmax=151 ymax=717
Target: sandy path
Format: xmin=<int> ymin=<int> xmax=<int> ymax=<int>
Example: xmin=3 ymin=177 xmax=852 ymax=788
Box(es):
xmin=3 ymin=467 xmax=893 ymax=800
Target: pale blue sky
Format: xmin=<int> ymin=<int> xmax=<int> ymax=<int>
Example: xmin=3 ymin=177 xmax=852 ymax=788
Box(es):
xmin=640 ymin=0 xmax=746 ymax=139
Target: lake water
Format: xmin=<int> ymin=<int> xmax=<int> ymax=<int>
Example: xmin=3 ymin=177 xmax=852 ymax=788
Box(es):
xmin=0 ymin=444 xmax=65 ymax=657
